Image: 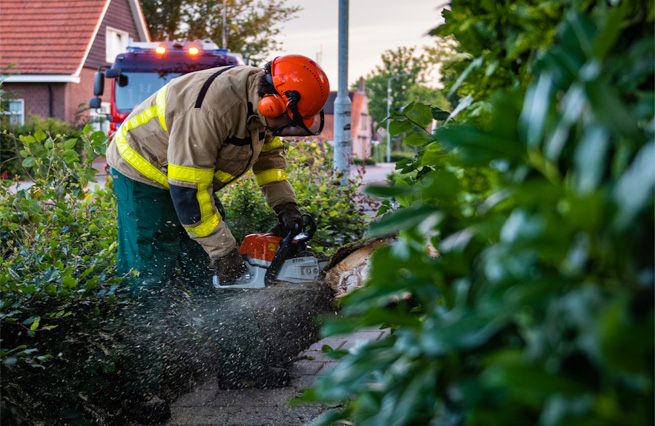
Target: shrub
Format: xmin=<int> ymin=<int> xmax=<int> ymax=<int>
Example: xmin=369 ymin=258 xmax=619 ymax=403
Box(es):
xmin=0 ymin=126 xmax=127 ymax=424
xmin=0 ymin=115 xmax=87 ymax=180
xmin=300 ymin=1 xmax=654 ymax=425
xmin=222 ymin=139 xmax=371 ymax=255
xmin=352 ymin=157 xmax=376 ymax=166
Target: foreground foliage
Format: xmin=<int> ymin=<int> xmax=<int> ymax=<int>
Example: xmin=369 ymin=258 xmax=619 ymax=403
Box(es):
xmin=302 ymin=1 xmax=654 ymax=425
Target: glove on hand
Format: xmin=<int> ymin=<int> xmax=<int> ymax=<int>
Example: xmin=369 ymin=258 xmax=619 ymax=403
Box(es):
xmin=209 ymin=248 xmax=248 ymax=285
xmin=270 ymin=202 xmax=303 ymax=237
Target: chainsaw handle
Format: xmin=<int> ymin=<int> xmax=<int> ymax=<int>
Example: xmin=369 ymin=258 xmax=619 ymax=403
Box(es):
xmin=292 ymin=214 xmax=316 ymax=243
xmin=264 ymin=213 xmax=316 ymax=286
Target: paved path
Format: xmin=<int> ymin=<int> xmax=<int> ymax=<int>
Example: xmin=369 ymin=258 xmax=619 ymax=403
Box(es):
xmin=166 ymin=328 xmax=390 ymax=426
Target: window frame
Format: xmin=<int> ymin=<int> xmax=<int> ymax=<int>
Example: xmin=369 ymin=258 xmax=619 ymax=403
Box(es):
xmin=1 ymin=98 xmax=25 ymax=126
xmin=106 ymin=26 xmax=129 ymax=63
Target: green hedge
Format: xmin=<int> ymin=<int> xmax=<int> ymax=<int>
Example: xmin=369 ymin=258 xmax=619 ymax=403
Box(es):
xmin=222 ymin=139 xmax=371 ymax=255
xmin=300 ymin=1 xmax=654 ymax=425
xmin=0 ymin=116 xmax=87 ymax=180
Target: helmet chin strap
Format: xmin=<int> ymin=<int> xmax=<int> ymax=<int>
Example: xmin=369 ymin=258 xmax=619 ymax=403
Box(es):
xmin=271 ymin=90 xmax=325 ymax=136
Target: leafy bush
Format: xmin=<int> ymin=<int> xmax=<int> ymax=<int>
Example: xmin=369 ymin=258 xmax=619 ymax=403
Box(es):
xmin=352 ymin=157 xmax=376 ymax=166
xmin=0 ymin=115 xmax=87 ymax=179
xmin=222 ymin=139 xmax=371 ymax=255
xmin=0 ymin=126 xmax=128 ymax=424
xmin=301 ymin=1 xmax=654 ymax=425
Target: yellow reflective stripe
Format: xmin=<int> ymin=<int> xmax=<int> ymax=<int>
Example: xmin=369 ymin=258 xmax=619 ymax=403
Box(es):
xmin=156 ymin=84 xmax=168 ymax=132
xmin=115 ymin=134 xmax=169 ymax=188
xmin=197 ymin=182 xmax=214 ymax=224
xmin=186 ymin=212 xmax=221 ymax=238
xmin=115 ymin=97 xmax=169 ymax=187
xmin=255 ymin=169 xmax=287 ymax=186
xmin=261 ymin=136 xmax=282 ymax=153
xmin=168 ymin=164 xmax=216 ymax=236
xmin=168 ymin=164 xmax=214 ymax=183
xmin=214 ymin=170 xmax=236 ymax=183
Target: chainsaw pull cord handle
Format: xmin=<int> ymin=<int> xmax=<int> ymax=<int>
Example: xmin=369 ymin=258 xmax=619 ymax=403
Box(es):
xmin=264 ymin=214 xmax=315 ymax=286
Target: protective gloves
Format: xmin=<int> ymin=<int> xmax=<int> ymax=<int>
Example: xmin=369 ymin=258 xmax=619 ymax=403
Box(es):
xmin=270 ymin=202 xmax=303 ymax=237
xmin=209 ymin=247 xmax=248 ymax=286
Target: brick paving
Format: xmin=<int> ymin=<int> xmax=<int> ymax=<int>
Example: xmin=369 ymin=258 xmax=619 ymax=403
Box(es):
xmin=165 ymin=328 xmax=389 ymax=426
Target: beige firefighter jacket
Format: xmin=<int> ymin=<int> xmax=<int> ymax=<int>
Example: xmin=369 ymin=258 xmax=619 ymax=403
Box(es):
xmin=106 ymin=66 xmax=296 ymax=259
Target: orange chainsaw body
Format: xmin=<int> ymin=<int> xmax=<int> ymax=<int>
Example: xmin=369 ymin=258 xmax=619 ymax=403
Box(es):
xmin=239 ymin=233 xmax=282 ymax=264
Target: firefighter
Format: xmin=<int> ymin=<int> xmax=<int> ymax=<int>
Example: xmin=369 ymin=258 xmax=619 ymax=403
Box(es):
xmin=105 ymin=55 xmax=329 ymax=423
xmin=106 ymin=55 xmax=329 ymax=291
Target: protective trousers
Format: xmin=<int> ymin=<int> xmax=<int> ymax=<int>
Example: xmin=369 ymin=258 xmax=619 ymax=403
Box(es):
xmin=111 ymin=168 xmax=221 ymax=293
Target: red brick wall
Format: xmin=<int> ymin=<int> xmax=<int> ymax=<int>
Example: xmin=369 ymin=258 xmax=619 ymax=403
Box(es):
xmin=3 ymin=82 xmax=67 ymax=122
xmin=67 ymin=68 xmax=97 ymax=124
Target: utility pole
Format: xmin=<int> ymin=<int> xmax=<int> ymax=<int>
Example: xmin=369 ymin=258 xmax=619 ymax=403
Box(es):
xmin=386 ymin=73 xmax=411 ymax=163
xmin=222 ymin=0 xmax=227 ymax=49
xmin=333 ymin=0 xmax=351 ymax=184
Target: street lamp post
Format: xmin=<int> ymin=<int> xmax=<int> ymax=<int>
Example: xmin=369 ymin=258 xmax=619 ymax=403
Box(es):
xmin=222 ymin=0 xmax=227 ymax=49
xmin=386 ymin=73 xmax=411 ymax=163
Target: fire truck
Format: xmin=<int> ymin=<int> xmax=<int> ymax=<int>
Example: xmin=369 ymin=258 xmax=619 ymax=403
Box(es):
xmin=90 ymin=40 xmax=244 ymax=135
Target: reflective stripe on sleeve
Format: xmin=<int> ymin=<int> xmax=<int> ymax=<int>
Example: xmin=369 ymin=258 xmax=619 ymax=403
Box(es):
xmin=261 ymin=136 xmax=282 ymax=153
xmin=169 ymin=164 xmax=214 ymax=183
xmin=156 ymin=84 xmax=168 ymax=132
xmin=116 ymin=132 xmax=169 ymax=188
xmin=186 ymin=213 xmax=221 ymax=238
xmin=115 ymin=85 xmax=170 ymax=186
xmin=214 ymin=170 xmax=236 ymax=183
xmin=169 ymin=164 xmax=218 ymax=238
xmin=255 ymin=169 xmax=287 ymax=186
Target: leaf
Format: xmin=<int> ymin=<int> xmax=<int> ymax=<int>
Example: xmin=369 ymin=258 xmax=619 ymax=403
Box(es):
xmin=612 ymin=141 xmax=655 ymax=230
xmin=403 ymin=131 xmax=429 ymax=147
xmin=573 ymin=125 xmax=610 ymax=195
xmin=34 ymin=130 xmax=47 ymax=142
xmin=446 ymin=94 xmax=474 ymax=123
xmin=21 ymin=157 xmax=36 ymax=168
xmin=404 ymin=103 xmax=434 ymax=127
xmin=364 ymin=184 xmax=413 ymax=198
xmin=431 ymin=107 xmax=451 ymax=121
xmin=519 ymin=72 xmax=553 ymax=149
xmin=367 ymin=204 xmax=443 ymax=237
xmin=389 ymin=119 xmax=412 ymax=136
xmin=63 ymin=139 xmax=77 ymax=149
xmin=30 ymin=318 xmax=40 ymax=331
xmin=448 ymin=56 xmax=484 ymax=98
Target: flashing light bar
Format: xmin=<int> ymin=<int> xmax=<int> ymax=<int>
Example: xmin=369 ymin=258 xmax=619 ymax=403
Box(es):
xmin=188 ymin=46 xmax=200 ymax=56
xmin=155 ymin=45 xmax=166 ymax=55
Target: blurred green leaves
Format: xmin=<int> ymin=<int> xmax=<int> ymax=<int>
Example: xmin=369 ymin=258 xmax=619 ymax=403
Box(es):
xmin=303 ymin=1 xmax=654 ymax=425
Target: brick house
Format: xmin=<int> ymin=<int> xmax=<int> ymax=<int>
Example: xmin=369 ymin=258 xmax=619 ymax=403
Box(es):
xmin=0 ymin=0 xmax=149 ymax=127
xmin=320 ymin=78 xmax=373 ymax=161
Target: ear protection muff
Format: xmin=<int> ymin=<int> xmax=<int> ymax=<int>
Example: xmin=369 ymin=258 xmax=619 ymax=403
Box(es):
xmin=258 ymin=94 xmax=287 ymax=118
xmin=258 ymin=71 xmax=287 ymax=118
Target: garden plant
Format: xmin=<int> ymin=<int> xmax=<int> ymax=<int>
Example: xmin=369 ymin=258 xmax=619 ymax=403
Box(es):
xmin=300 ymin=1 xmax=654 ymax=425
xmin=0 ymin=123 xmax=370 ymax=424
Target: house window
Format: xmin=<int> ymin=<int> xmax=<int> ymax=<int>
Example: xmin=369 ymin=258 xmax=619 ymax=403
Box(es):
xmin=89 ymin=102 xmax=110 ymax=134
xmin=106 ymin=27 xmax=129 ymax=62
xmin=1 ymin=99 xmax=24 ymax=126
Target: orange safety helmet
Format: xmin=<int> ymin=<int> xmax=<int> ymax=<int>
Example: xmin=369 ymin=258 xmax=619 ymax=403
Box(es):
xmin=258 ymin=55 xmax=330 ymax=135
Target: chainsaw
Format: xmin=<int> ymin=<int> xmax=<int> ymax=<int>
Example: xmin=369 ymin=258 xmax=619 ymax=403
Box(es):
xmin=213 ymin=214 xmax=323 ymax=289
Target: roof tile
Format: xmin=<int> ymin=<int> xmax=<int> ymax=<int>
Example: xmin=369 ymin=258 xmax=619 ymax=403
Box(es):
xmin=0 ymin=0 xmax=107 ymax=75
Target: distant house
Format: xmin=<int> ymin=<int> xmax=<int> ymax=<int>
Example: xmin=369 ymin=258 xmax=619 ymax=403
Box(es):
xmin=0 ymin=0 xmax=149 ymax=128
xmin=319 ymin=78 xmax=373 ymax=160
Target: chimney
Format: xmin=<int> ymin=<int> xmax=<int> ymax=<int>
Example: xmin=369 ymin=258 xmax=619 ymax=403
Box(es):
xmin=358 ymin=77 xmax=365 ymax=94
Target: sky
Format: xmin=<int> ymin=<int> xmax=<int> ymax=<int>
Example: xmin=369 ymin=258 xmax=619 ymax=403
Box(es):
xmin=266 ymin=1 xmax=446 ymax=89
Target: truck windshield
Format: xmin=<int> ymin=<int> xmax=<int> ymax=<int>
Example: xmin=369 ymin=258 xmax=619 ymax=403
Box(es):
xmin=114 ymin=72 xmax=181 ymax=113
